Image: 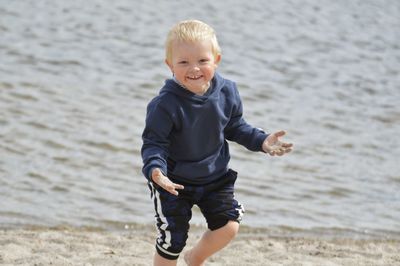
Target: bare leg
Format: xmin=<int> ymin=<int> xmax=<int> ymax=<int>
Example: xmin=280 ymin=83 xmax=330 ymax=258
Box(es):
xmin=184 ymin=221 xmax=239 ymax=266
xmin=153 ymin=252 xmax=177 ymax=266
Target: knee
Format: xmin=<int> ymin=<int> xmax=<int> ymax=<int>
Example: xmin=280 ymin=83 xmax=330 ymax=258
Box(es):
xmin=156 ymin=237 xmax=187 ymax=260
xmin=221 ymin=220 xmax=239 ymax=239
xmin=155 ymin=228 xmax=189 ymax=260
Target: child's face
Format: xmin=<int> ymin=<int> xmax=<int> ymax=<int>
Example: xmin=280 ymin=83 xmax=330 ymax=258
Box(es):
xmin=166 ymin=39 xmax=221 ymax=95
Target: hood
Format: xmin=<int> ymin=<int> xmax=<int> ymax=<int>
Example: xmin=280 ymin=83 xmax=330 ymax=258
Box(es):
xmin=160 ymin=72 xmax=225 ymax=104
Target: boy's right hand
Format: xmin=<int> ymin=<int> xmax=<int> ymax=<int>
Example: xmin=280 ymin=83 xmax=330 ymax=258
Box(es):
xmin=151 ymin=168 xmax=184 ymax=196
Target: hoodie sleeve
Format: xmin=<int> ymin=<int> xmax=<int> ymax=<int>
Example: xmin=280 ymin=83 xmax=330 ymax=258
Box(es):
xmin=141 ymin=98 xmax=173 ymax=181
xmin=224 ymin=84 xmax=269 ymax=152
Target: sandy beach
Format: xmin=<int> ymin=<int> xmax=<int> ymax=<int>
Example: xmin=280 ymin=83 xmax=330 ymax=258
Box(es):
xmin=1 ymin=225 xmax=399 ymax=266
xmin=1 ymin=1 xmax=399 ymax=265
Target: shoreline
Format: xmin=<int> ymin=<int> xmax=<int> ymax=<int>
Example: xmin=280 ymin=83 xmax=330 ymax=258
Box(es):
xmin=3 ymin=222 xmax=399 ymax=240
xmin=1 ymin=225 xmax=399 ymax=265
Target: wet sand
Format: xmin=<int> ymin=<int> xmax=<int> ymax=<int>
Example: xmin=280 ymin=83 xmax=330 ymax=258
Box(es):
xmin=1 ymin=226 xmax=399 ymax=265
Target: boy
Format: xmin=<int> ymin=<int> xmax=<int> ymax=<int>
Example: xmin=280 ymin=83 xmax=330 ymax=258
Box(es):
xmin=141 ymin=20 xmax=293 ymax=266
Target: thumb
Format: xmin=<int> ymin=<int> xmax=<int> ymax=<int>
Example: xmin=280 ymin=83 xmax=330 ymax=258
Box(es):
xmin=274 ymin=130 xmax=286 ymax=138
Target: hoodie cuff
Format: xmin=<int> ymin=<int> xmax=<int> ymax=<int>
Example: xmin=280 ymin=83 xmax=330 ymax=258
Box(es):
xmin=144 ymin=163 xmax=167 ymax=181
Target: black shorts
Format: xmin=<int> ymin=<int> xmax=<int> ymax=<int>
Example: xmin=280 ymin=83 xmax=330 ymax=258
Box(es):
xmin=148 ymin=169 xmax=244 ymax=260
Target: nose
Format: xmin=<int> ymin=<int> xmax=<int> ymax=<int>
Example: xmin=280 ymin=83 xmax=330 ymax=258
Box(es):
xmin=190 ymin=63 xmax=200 ymax=71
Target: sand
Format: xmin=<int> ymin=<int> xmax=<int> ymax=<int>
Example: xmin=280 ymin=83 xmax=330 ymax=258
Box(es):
xmin=0 ymin=225 xmax=399 ymax=266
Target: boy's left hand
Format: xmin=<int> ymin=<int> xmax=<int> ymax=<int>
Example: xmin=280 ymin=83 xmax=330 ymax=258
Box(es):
xmin=262 ymin=130 xmax=293 ymax=156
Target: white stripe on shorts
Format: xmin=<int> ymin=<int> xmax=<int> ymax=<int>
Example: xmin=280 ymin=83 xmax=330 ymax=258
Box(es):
xmin=236 ymin=202 xmax=245 ymax=222
xmin=156 ymin=243 xmax=181 ymax=257
xmin=150 ymin=182 xmax=172 ymax=250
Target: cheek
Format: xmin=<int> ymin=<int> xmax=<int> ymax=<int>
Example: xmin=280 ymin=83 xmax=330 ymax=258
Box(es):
xmin=172 ymin=67 xmax=184 ymax=75
xmin=173 ymin=69 xmax=187 ymax=81
xmin=202 ymin=65 xmax=216 ymax=76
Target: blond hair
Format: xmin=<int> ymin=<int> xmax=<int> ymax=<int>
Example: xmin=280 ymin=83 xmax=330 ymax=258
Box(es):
xmin=165 ymin=20 xmax=221 ymax=63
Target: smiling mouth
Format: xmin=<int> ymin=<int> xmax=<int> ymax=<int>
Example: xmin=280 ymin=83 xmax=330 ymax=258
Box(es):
xmin=187 ymin=75 xmax=202 ymax=80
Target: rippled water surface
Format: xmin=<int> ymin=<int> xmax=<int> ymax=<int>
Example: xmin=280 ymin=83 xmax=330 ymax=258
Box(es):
xmin=1 ymin=0 xmax=399 ymax=236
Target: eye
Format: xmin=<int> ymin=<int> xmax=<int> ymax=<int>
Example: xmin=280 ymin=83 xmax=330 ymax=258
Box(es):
xmin=178 ymin=60 xmax=188 ymax=65
xmin=199 ymin=59 xmax=210 ymax=64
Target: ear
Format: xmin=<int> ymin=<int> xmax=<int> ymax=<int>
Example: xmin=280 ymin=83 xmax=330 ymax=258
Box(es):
xmin=165 ymin=59 xmax=173 ymax=73
xmin=214 ymin=54 xmax=222 ymax=66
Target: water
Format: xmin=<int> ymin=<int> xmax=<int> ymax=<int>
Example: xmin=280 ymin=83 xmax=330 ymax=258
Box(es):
xmin=1 ymin=0 xmax=399 ymax=237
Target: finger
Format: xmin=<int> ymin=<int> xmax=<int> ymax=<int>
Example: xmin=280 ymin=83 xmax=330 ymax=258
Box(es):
xmin=174 ymin=183 xmax=184 ymax=190
xmin=276 ymin=149 xmax=285 ymax=156
xmin=281 ymin=142 xmax=293 ymax=148
xmin=274 ymin=130 xmax=286 ymax=138
xmin=165 ymin=183 xmax=184 ymax=196
xmin=272 ymin=144 xmax=284 ymax=151
xmin=169 ymin=188 xmax=179 ymax=196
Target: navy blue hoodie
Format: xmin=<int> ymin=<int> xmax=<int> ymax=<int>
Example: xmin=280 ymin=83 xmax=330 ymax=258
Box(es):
xmin=141 ymin=73 xmax=268 ymax=185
